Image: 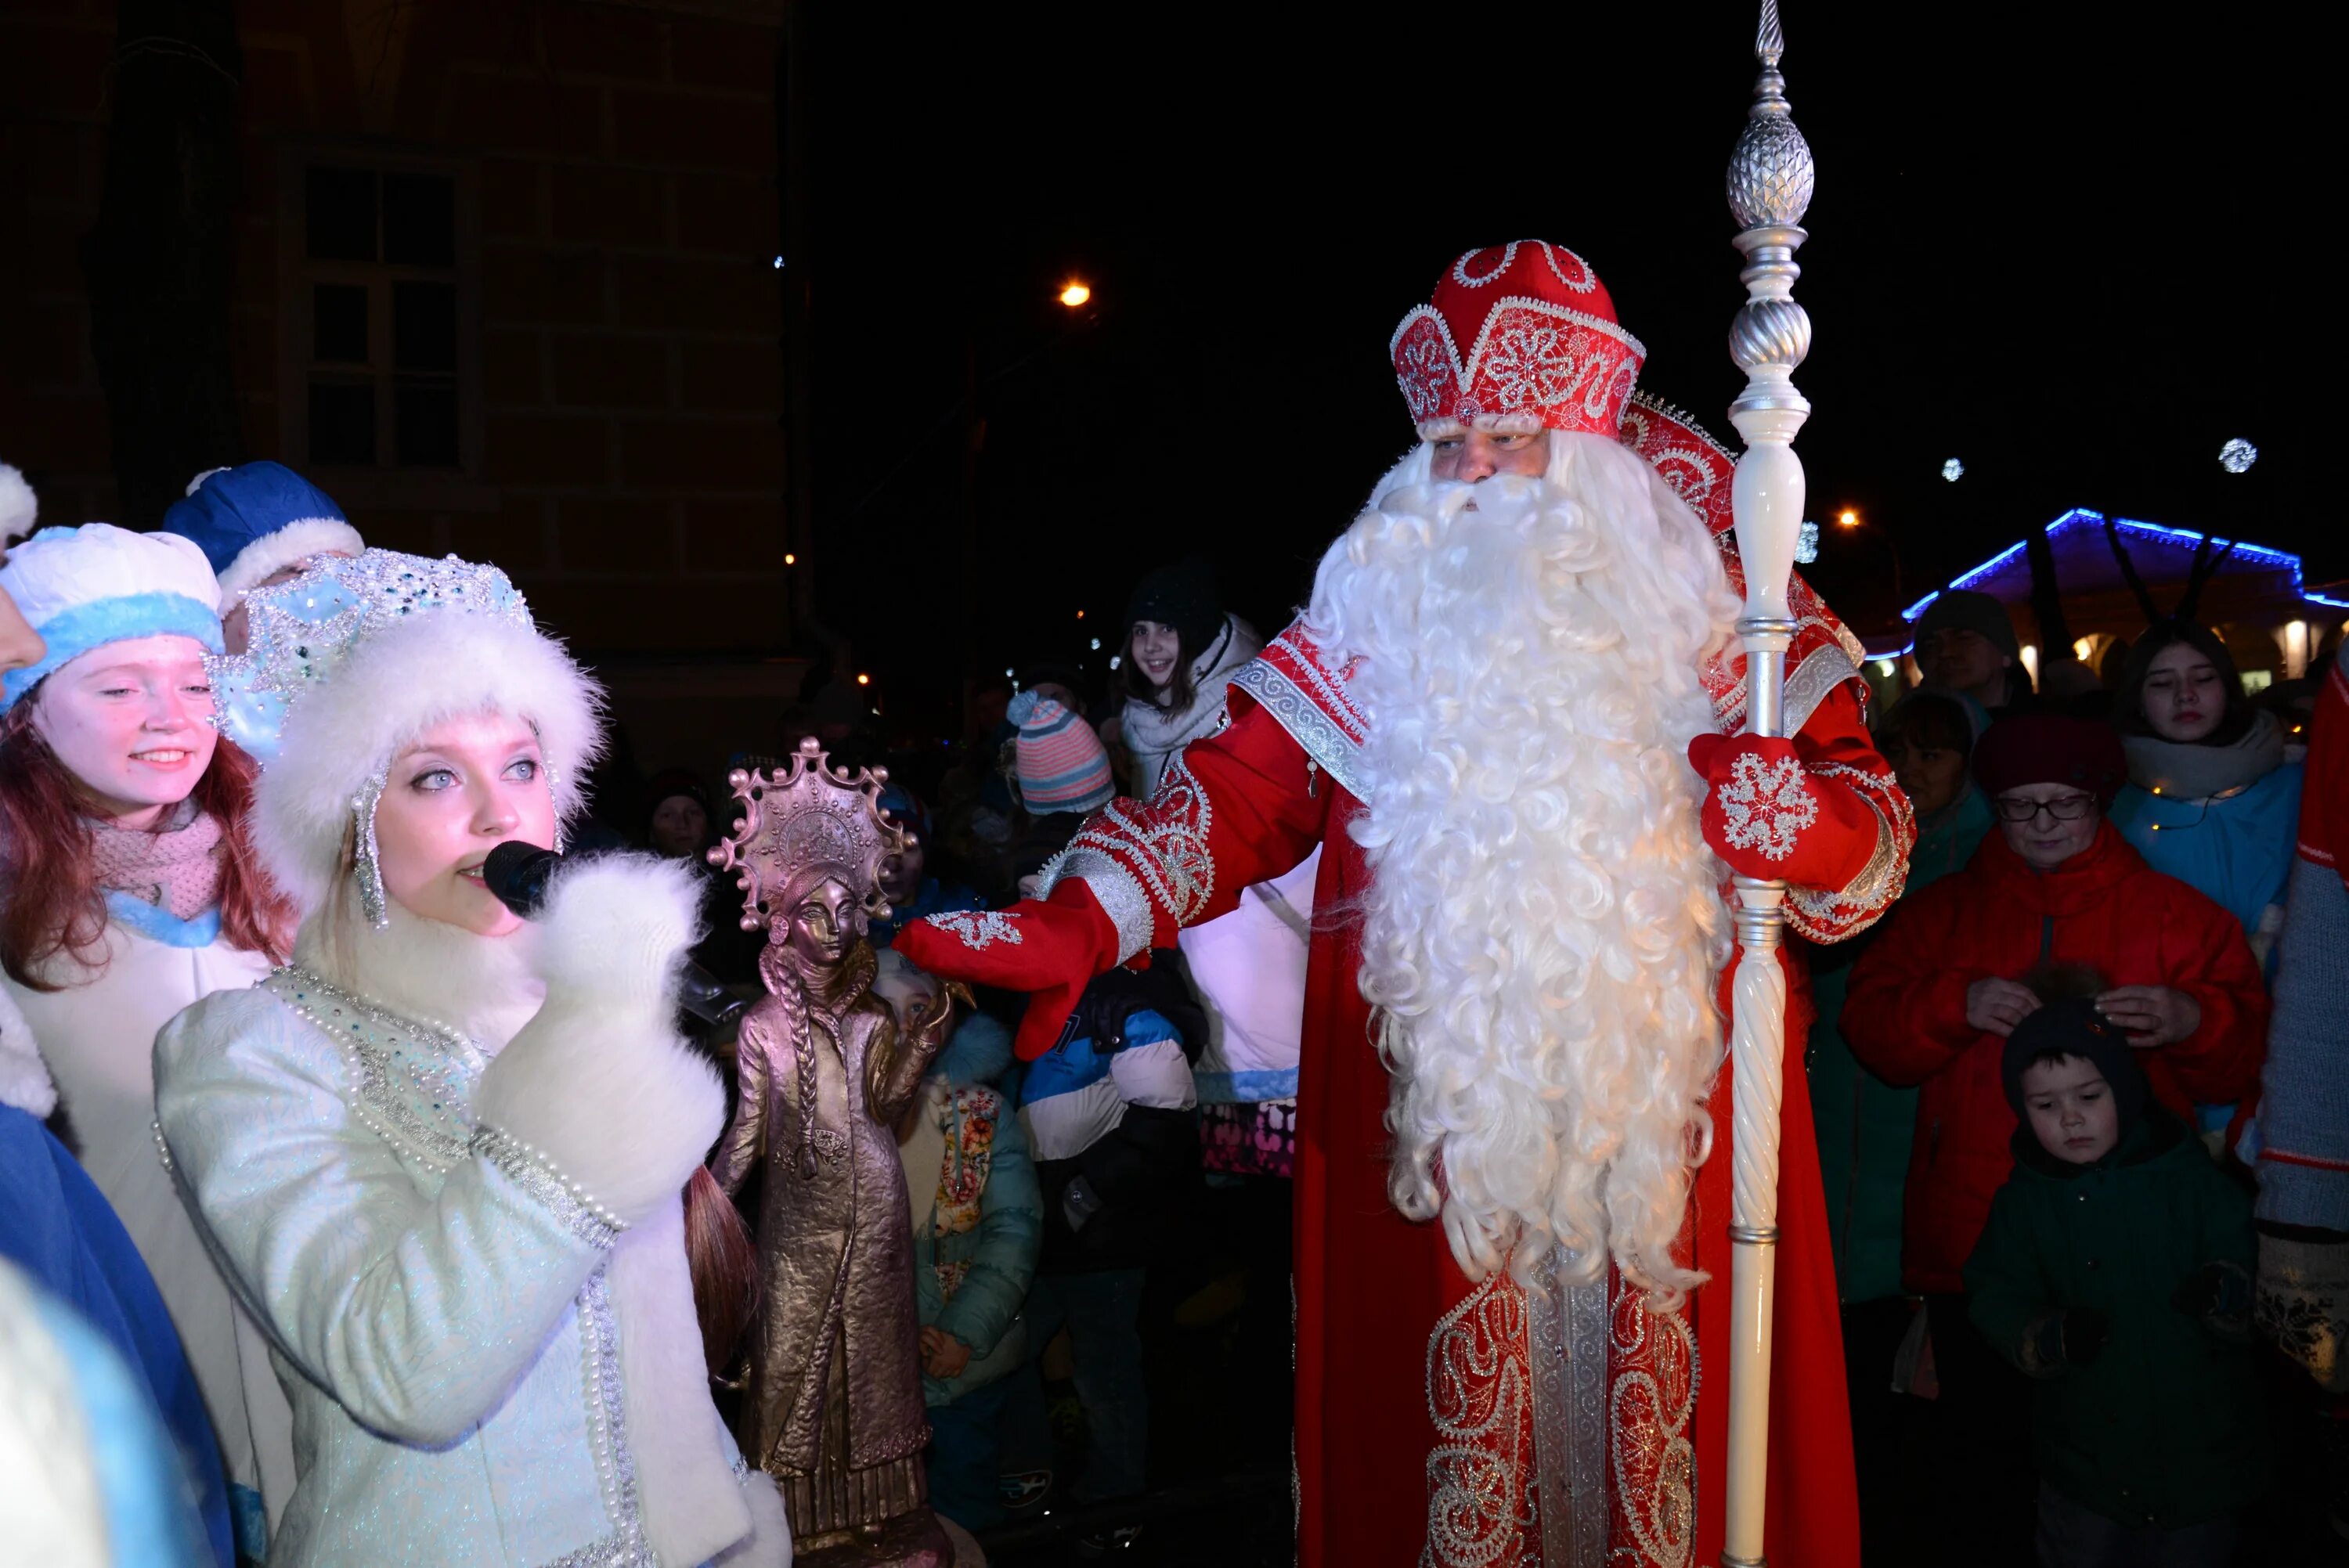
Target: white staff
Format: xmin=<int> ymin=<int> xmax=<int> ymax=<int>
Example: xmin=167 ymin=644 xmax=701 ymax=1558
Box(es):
xmin=1719 ymin=2 xmax=1814 ymax=1564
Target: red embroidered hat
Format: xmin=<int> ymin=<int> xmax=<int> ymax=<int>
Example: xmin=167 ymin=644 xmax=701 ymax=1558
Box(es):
xmin=1390 ymin=240 xmax=1647 ymax=440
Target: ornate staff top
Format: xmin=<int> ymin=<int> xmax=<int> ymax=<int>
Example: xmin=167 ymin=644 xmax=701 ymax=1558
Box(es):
xmin=1727 ymin=0 xmax=1813 ymax=230
xmin=1723 ymin=0 xmax=1815 ymax=633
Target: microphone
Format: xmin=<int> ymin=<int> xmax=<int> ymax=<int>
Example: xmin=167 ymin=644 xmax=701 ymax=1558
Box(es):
xmin=481 ymin=842 xmax=746 ymax=1033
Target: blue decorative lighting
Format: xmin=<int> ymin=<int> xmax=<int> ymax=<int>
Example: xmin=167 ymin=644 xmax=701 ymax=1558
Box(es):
xmin=1941 ymin=457 xmax=1965 ymax=482
xmin=1901 ymin=508 xmax=2349 ymax=622
xmin=1795 ymin=519 xmax=1820 ymax=564
xmin=2218 ymin=438 xmax=2257 ymax=474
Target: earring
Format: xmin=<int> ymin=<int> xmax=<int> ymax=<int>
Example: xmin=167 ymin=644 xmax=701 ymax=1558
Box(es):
xmin=543 ymin=752 xmax=567 ymax=854
xmin=352 ymin=766 xmax=391 ymax=930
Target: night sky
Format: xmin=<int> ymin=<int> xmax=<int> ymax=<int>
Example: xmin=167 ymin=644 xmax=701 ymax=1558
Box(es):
xmin=799 ymin=4 xmax=2322 ymax=730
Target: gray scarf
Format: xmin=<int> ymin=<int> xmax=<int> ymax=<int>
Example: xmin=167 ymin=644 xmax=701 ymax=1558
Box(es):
xmin=2122 ymin=708 xmax=2286 ymax=801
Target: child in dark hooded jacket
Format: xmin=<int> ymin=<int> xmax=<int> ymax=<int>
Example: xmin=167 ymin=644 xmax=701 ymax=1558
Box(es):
xmin=1965 ymin=997 xmax=2265 ymax=1566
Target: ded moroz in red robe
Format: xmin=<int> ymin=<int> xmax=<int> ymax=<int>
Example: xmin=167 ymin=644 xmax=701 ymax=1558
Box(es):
xmin=900 ymin=398 xmax=1911 ymax=1567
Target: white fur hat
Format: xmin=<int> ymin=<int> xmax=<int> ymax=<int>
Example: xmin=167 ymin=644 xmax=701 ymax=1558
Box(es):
xmin=0 ymin=524 xmax=223 ymax=712
xmin=0 ymin=463 xmax=38 ymax=545
xmin=254 ymin=600 xmax=604 ymax=918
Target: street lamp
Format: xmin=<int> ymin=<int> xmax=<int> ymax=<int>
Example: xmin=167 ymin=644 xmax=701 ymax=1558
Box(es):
xmin=1059 ymin=282 xmax=1092 ymax=308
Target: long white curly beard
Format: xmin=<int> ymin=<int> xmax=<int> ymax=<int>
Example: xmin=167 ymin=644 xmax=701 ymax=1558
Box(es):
xmin=1309 ymin=431 xmax=1738 ymax=1299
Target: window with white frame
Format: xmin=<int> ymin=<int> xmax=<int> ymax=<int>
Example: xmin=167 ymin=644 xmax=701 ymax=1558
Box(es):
xmin=287 ymin=160 xmax=478 ymax=478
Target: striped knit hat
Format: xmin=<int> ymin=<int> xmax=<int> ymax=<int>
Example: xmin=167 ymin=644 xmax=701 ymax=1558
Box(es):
xmin=1009 ymin=689 xmax=1116 ymax=813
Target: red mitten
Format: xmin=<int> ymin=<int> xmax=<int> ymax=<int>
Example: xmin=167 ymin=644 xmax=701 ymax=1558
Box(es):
xmin=1687 ymin=732 xmax=1875 ymax=886
xmin=889 ymin=880 xmax=1122 ymax=1060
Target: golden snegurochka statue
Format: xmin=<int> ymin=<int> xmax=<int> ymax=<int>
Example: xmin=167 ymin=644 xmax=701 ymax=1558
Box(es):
xmin=708 ymin=739 xmax=965 ymax=1565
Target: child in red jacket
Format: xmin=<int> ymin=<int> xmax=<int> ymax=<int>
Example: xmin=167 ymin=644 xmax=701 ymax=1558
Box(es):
xmin=1842 ymin=713 xmax=2268 ymax=1566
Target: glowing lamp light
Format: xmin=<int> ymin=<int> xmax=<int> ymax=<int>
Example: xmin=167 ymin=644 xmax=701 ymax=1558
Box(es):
xmin=2218 ymin=438 xmax=2258 ymax=474
xmin=1059 ymin=283 xmax=1092 ymax=308
xmin=2073 ymin=637 xmax=2095 ymax=661
xmin=1109 ymin=654 xmax=1122 ymax=670
xmin=1795 ymin=519 xmax=1820 ymax=564
xmin=1076 ymin=609 xmax=1085 ymax=619
xmin=1004 ymin=668 xmax=1014 ymax=678
xmin=1089 ymin=636 xmax=1102 ymax=651
xmin=1941 ymin=458 xmax=1965 ymax=482
xmin=856 ymin=672 xmax=871 ymax=687
xmin=1837 ymin=509 xmax=1860 ymax=529
xmin=772 ymin=256 xmax=785 ymax=269
xmin=783 ymin=552 xmax=797 ymax=565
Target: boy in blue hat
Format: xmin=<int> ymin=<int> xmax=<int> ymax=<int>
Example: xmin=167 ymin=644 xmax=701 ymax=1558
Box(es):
xmin=158 ymin=463 xmax=363 ymax=641
xmin=160 ymin=463 xmax=364 ymax=762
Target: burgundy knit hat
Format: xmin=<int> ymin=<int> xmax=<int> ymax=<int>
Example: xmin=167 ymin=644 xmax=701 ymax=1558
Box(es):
xmin=1972 ymin=713 xmax=2127 ymax=808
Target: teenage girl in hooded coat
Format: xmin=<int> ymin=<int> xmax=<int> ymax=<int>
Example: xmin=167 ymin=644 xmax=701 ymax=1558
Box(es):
xmin=0 ymin=523 xmax=296 ymax=1554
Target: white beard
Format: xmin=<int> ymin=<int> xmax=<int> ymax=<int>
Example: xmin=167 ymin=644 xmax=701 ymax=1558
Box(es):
xmin=1307 ymin=431 xmax=1738 ymax=1299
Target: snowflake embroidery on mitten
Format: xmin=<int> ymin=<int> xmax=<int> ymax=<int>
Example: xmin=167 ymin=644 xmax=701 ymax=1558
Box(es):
xmin=924 ymin=910 xmax=1023 ymax=950
xmin=1716 ymin=752 xmax=1819 ymax=862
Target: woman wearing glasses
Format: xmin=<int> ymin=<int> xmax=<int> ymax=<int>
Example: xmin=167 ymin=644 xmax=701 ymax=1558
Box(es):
xmin=1837 ymin=713 xmax=2269 ymax=1566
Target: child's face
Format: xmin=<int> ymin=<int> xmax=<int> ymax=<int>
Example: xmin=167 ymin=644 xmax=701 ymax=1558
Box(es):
xmin=2019 ymin=1055 xmax=2120 ymax=1165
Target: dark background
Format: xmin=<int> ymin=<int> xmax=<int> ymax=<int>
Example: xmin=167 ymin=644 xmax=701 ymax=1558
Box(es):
xmin=798 ymin=2 xmax=2324 ymax=731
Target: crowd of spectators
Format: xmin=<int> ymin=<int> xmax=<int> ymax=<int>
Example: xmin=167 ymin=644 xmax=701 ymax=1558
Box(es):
xmin=6 ymin=440 xmax=2344 ymax=1566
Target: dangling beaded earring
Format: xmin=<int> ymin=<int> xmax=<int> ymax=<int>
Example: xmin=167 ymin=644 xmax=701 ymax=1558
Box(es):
xmin=352 ymin=767 xmax=392 ymax=930
xmin=543 ymin=752 xmax=568 ymax=854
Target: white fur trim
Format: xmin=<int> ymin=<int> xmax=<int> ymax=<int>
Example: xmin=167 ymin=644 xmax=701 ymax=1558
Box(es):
xmin=610 ymin=1196 xmax=766 ymax=1567
xmin=0 ymin=463 xmax=36 ymax=545
xmin=529 ymin=854 xmax=704 ymax=1011
xmin=255 ymin=613 xmax=604 ymax=917
xmin=713 ymin=1469 xmax=792 ymax=1567
xmin=470 ymin=855 xmax=722 ymax=1223
xmin=215 ymin=517 xmax=366 ymax=607
xmin=0 ymin=988 xmax=58 ymax=1119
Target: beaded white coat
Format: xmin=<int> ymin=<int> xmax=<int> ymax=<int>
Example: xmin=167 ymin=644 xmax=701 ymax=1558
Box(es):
xmin=154 ymin=859 xmax=792 ymax=1568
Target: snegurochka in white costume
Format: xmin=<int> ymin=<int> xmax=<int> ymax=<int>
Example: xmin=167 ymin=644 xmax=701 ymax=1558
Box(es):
xmin=0 ymin=520 xmax=297 ymax=1557
xmin=153 ymin=550 xmax=790 ymax=1567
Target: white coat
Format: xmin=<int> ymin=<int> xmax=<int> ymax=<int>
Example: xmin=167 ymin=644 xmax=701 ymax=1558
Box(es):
xmin=4 ymin=898 xmax=291 ymax=1523
xmin=154 ymin=859 xmax=792 ymax=1568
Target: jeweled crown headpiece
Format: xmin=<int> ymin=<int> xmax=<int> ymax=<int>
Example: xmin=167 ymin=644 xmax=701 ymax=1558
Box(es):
xmin=1390 ymin=240 xmax=1647 ymax=442
xmin=239 ymin=548 xmax=601 ymax=929
xmin=709 ymin=737 xmax=910 ymax=933
xmin=213 ymin=547 xmax=533 ymax=735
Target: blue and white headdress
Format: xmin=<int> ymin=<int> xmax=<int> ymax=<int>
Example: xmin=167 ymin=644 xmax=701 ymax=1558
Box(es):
xmin=0 ymin=524 xmax=223 ymax=712
xmin=237 ymin=550 xmax=603 ymax=928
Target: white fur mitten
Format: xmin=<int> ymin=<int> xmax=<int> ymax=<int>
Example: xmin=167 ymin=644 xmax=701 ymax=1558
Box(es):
xmin=472 ymin=854 xmax=724 ymax=1227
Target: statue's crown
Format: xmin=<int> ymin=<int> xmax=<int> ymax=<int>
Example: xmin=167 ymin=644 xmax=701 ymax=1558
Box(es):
xmin=709 ymin=737 xmax=908 ymax=932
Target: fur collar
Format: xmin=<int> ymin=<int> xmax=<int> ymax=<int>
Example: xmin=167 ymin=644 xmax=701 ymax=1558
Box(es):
xmin=0 ymin=986 xmax=57 ymax=1118
xmin=294 ymin=903 xmax=545 ymax=1052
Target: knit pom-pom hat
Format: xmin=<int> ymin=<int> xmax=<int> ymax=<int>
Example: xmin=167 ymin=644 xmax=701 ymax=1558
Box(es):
xmin=1007 ymin=688 xmax=1115 ymax=814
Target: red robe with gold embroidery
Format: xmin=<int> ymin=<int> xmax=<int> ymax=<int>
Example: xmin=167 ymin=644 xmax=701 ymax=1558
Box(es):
xmin=898 ymin=402 xmax=1911 ymax=1566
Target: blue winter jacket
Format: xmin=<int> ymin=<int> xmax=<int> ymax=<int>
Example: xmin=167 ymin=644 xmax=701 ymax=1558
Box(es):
xmin=907 ymin=1012 xmax=1042 ymax=1404
xmin=2110 ymin=763 xmax=2301 ymax=947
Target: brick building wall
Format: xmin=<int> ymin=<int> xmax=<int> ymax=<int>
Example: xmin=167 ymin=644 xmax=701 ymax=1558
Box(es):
xmin=1 ymin=0 xmax=803 ymax=788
